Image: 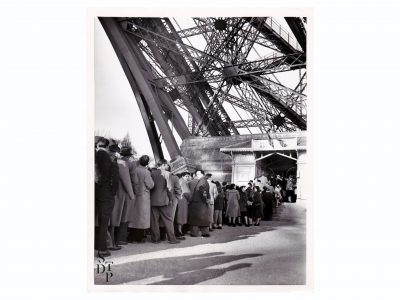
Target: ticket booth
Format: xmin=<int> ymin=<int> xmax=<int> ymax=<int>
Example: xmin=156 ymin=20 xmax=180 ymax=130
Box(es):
xmin=220 ymin=132 xmax=308 ymax=200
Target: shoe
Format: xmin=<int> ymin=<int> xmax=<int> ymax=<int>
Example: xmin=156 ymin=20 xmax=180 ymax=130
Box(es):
xmin=108 ymin=245 xmax=122 ymax=251
xmin=238 ymin=223 xmax=243 ymax=226
xmin=168 ymin=240 xmax=180 ymax=244
xmin=233 ymin=224 xmax=236 ymax=227
xmin=209 ymin=228 xmax=214 ymax=232
xmin=190 ymin=234 xmax=198 ymax=237
xmin=117 ymin=241 xmax=128 ymax=245
xmin=151 ymin=240 xmax=161 ymax=244
xmin=97 ymin=250 xmax=111 ymax=258
xmin=202 ymin=234 xmax=211 ymax=237
xmin=217 ymin=226 xmax=223 ymax=229
xmin=245 ymin=224 xmax=250 ymax=227
xmin=177 ymin=236 xmax=186 ymax=240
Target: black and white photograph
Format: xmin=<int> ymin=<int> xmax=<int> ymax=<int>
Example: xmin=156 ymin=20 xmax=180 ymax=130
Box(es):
xmin=3 ymin=0 xmax=400 ymax=299
xmin=93 ymin=14 xmax=310 ymax=287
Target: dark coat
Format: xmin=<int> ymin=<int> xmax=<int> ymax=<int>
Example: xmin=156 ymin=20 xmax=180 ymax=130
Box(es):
xmin=150 ymin=169 xmax=170 ymax=207
xmin=95 ymin=149 xmax=112 ymax=191
xmin=110 ymin=158 xmax=120 ymax=196
xmin=239 ymin=190 xmax=248 ymax=212
xmin=95 ymin=149 xmax=114 ymax=203
xmin=253 ymin=191 xmax=264 ymax=219
xmin=262 ymin=190 xmax=275 ymax=219
xmin=214 ymin=191 xmax=224 ymax=211
xmin=176 ymin=178 xmax=190 ymax=225
xmin=187 ymin=177 xmax=210 ymax=226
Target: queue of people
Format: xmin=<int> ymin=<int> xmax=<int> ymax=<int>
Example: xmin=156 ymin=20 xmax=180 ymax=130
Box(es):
xmin=94 ymin=136 xmax=294 ymax=258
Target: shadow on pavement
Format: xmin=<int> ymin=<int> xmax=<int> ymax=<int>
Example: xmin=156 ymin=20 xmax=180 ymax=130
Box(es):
xmin=95 ymin=252 xmax=263 ymax=285
xmin=153 ymin=263 xmax=252 ymax=285
xmin=101 ymin=225 xmax=276 ymax=260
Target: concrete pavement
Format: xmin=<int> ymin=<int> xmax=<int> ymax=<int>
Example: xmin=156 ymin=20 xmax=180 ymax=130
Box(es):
xmin=94 ymin=202 xmax=306 ymax=285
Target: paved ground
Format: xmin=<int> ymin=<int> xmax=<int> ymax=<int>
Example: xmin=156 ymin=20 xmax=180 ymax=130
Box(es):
xmin=94 ymin=202 xmax=306 ymax=285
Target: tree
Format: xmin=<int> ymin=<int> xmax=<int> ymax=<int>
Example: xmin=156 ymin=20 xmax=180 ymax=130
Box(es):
xmin=121 ymin=132 xmax=137 ymax=157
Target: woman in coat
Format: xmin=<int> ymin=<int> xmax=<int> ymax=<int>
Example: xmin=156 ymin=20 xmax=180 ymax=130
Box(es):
xmin=246 ymin=183 xmax=254 ymax=225
xmin=252 ymin=186 xmax=263 ymax=226
xmin=128 ymin=155 xmax=154 ymax=242
xmin=225 ymin=184 xmax=240 ymax=226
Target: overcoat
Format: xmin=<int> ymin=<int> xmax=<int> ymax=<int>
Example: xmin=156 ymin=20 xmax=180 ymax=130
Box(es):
xmin=169 ymin=174 xmax=181 ymax=219
xmin=214 ymin=191 xmax=224 ymax=211
xmin=239 ymin=190 xmax=248 ymax=212
xmin=253 ymin=191 xmax=264 ymax=219
xmin=187 ymin=178 xmax=210 ymax=226
xmin=176 ymin=178 xmax=190 ymax=225
xmin=128 ymin=165 xmax=154 ymax=229
xmin=120 ymin=156 xmax=137 ymax=223
xmin=150 ymin=169 xmax=170 ymax=207
xmin=262 ymin=190 xmax=275 ymax=220
xmin=111 ymin=159 xmax=135 ymax=226
xmin=225 ymin=189 xmax=240 ymax=218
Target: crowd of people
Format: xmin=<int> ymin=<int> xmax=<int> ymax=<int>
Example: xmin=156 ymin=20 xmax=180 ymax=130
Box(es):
xmin=94 ymin=136 xmax=297 ymax=258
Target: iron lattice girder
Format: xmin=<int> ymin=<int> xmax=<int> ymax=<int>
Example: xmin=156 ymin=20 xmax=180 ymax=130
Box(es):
xmin=192 ymin=18 xmax=283 ymax=53
xmin=122 ymin=17 xmax=306 ymax=132
xmin=124 ymin=18 xmax=239 ymax=135
xmin=231 ymin=83 xmax=295 ymax=132
xmin=284 ymin=17 xmax=307 ymax=52
xmin=247 ymin=76 xmax=307 ymax=130
xmin=99 ymin=17 xmax=182 ymax=160
xmin=153 ymin=52 xmax=305 ymax=86
xmin=124 ymin=18 xmax=232 ymax=136
xmin=161 ymin=17 xmax=239 ymax=135
xmin=244 ymin=17 xmax=305 ymax=56
xmin=228 ymin=118 xmax=270 ymax=128
xmin=124 ymin=19 xmax=305 ymax=97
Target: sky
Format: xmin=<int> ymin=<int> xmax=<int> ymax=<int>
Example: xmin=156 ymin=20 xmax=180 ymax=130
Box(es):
xmin=94 ymin=18 xmax=155 ymax=158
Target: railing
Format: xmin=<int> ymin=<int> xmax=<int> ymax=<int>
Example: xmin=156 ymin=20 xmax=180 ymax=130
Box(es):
xmin=264 ymin=17 xmax=302 ymax=52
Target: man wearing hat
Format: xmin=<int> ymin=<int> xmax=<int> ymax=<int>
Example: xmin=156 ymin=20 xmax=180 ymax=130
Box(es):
xmin=110 ymin=145 xmax=136 ymax=250
xmin=95 ymin=138 xmax=118 ymax=257
xmin=106 ymin=144 xmax=121 ymax=251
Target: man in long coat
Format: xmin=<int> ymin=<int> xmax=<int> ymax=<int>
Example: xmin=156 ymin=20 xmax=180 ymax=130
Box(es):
xmin=150 ymin=159 xmax=179 ymax=244
xmin=110 ymin=156 xmax=135 ymax=246
xmin=95 ymin=137 xmax=117 ymax=257
xmin=188 ymin=170 xmax=211 ymax=237
xmin=168 ymin=171 xmax=185 ymax=240
xmin=128 ymin=155 xmax=154 ymax=243
xmin=118 ymin=146 xmax=137 ymax=243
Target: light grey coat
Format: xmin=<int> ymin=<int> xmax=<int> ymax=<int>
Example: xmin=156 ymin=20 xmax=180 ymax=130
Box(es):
xmin=128 ymin=165 xmax=154 ymax=229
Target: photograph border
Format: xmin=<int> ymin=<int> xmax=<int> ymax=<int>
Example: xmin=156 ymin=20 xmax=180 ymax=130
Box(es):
xmin=87 ymin=6 xmax=314 ymax=292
